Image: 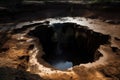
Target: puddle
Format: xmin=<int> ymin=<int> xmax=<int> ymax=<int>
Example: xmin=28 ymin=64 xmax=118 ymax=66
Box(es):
xmin=52 ymin=61 xmax=73 ymax=70
xmin=28 ymin=22 xmax=110 ymax=70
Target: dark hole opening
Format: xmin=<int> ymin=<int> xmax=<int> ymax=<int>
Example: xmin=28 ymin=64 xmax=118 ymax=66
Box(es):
xmin=28 ymin=22 xmax=110 ymax=70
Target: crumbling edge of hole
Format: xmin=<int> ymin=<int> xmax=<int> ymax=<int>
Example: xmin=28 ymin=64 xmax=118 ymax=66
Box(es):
xmin=26 ymin=22 xmax=111 ymax=71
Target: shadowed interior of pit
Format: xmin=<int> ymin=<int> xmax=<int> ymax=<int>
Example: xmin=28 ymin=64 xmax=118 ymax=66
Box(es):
xmin=28 ymin=22 xmax=110 ymax=70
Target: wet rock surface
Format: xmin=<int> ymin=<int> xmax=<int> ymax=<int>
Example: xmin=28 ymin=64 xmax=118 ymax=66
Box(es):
xmin=28 ymin=23 xmax=110 ymax=70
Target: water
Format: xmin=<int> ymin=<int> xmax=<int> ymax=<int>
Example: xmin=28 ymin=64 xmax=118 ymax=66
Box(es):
xmin=51 ymin=60 xmax=73 ymax=70
xmin=28 ymin=22 xmax=109 ymax=70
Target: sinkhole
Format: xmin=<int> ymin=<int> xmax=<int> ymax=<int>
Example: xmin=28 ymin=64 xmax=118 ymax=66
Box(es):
xmin=28 ymin=22 xmax=110 ymax=70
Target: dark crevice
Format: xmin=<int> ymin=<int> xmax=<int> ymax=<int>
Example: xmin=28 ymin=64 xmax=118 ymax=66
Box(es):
xmin=28 ymin=22 xmax=110 ymax=70
xmin=18 ymin=56 xmax=29 ymax=62
xmin=114 ymin=37 xmax=120 ymax=41
xmin=27 ymin=44 xmax=34 ymax=50
xmin=111 ymin=47 xmax=120 ymax=56
xmin=0 ymin=47 xmax=9 ymax=53
xmin=111 ymin=47 xmax=119 ymax=52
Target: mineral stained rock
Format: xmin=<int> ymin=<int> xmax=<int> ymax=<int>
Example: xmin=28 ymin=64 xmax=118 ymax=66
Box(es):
xmin=0 ymin=2 xmax=120 ymax=80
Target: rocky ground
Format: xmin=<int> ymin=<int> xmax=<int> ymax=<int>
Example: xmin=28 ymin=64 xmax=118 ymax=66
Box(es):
xmin=0 ymin=2 xmax=120 ymax=80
